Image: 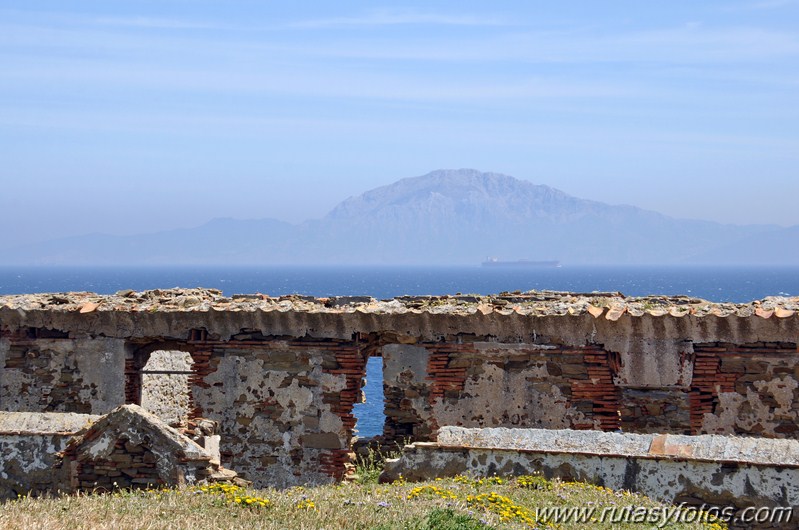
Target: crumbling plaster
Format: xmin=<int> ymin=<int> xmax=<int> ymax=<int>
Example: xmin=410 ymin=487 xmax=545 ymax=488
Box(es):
xmin=195 ymin=350 xmax=348 ymax=486
xmin=429 ymin=352 xmax=593 ymax=430
xmin=1 ymin=289 xmax=799 ymax=487
xmin=703 ymin=375 xmax=799 ymax=435
xmin=0 ymin=405 xmax=235 ymax=499
xmin=0 ymin=337 xmax=125 ymax=414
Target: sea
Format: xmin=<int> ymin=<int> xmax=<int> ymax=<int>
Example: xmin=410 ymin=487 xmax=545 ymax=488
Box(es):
xmin=1 ymin=264 xmax=798 ymax=437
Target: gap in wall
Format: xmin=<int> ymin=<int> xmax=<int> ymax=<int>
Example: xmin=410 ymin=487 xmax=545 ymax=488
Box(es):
xmin=352 ymin=353 xmax=385 ymax=439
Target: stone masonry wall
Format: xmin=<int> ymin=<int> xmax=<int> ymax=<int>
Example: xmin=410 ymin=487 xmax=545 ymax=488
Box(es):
xmin=183 ymin=335 xmax=368 ymax=487
xmin=691 ymin=341 xmax=799 ymax=437
xmin=384 ymin=339 xmax=799 ymax=443
xmin=1 ymin=289 xmax=798 ymax=487
xmin=383 ymin=341 xmax=621 ymax=442
xmin=0 ymin=432 xmax=72 ymax=499
xmin=0 ymin=411 xmax=97 ymax=499
xmin=0 ymin=405 xmax=228 ymax=499
xmin=0 ymin=330 xmax=126 ymax=414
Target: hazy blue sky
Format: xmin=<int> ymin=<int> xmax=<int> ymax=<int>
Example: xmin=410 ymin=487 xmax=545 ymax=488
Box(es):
xmin=1 ymin=1 xmax=798 ymax=249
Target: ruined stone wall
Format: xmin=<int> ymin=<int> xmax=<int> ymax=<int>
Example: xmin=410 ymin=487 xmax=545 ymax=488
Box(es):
xmin=58 ymin=405 xmax=218 ymax=492
xmin=0 ymin=331 xmax=126 ymax=414
xmin=72 ymin=437 xmax=165 ymax=491
xmin=383 ymin=341 xmax=621 ymax=442
xmin=0 ymin=329 xmax=369 ymax=488
xmin=691 ymin=342 xmax=799 ymax=437
xmin=0 ymin=411 xmax=96 ymax=499
xmin=0 ymin=432 xmax=71 ymax=499
xmin=1 ymin=289 xmax=798 ymax=487
xmin=0 ymin=405 xmax=227 ymax=499
xmin=185 ymin=336 xmax=368 ymax=487
xmin=383 ymin=339 xmax=799 ymax=443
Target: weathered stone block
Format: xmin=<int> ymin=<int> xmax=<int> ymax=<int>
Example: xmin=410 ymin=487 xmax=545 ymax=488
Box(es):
xmin=300 ymin=432 xmax=343 ymax=449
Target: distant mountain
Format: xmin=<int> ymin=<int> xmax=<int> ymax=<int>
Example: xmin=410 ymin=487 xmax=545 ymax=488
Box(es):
xmin=306 ymin=169 xmax=776 ymax=264
xmin=688 ymin=225 xmax=799 ymax=265
xmin=4 ymin=218 xmax=296 ymax=265
xmin=1 ymin=169 xmax=791 ymax=265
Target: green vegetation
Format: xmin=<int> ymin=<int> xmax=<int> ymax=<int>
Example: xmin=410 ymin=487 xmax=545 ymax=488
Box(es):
xmin=353 ymin=440 xmax=405 ymax=485
xmin=375 ymin=507 xmax=498 ymax=530
xmin=1 ymin=473 xmax=728 ymax=530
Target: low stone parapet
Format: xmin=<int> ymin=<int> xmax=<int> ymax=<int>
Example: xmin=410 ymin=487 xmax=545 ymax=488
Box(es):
xmin=381 ymin=426 xmax=799 ymax=514
xmin=0 ymin=411 xmax=97 ymax=499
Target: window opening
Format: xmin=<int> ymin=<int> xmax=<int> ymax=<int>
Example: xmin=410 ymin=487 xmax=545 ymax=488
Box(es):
xmin=140 ymin=350 xmax=194 ymax=427
xmin=352 ymin=353 xmax=385 ymax=439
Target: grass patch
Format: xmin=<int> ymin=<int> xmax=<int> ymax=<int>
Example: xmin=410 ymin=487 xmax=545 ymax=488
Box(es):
xmin=374 ymin=507 xmax=497 ymax=530
xmin=1 ymin=474 xmax=727 ymax=530
xmin=353 ymin=440 xmax=404 ymax=485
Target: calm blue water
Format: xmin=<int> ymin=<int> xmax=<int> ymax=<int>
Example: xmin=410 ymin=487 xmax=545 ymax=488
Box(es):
xmin=353 ymin=357 xmax=384 ymax=438
xmin=1 ymin=265 xmax=797 ymax=302
xmin=1 ymin=265 xmax=798 ymax=437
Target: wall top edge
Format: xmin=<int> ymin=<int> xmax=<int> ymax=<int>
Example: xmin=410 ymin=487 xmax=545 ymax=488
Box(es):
xmin=0 ymin=288 xmax=798 ymax=320
xmin=0 ymin=411 xmax=100 ymax=435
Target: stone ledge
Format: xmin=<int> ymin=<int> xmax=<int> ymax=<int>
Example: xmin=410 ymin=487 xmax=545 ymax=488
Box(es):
xmin=381 ymin=427 xmax=799 ymax=512
xmin=0 ymin=411 xmax=99 ymax=435
xmin=437 ymin=426 xmax=799 ymax=467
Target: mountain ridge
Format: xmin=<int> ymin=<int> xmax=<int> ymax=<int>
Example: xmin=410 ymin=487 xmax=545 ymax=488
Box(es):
xmin=2 ymin=169 xmax=792 ymax=266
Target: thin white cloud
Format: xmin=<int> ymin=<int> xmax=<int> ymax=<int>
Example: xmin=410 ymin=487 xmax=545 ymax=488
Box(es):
xmin=724 ymin=0 xmax=799 ymax=11
xmin=91 ymin=16 xmax=218 ymax=30
xmin=3 ymin=17 xmax=798 ymax=109
xmin=0 ymin=9 xmax=224 ymax=31
xmin=292 ymin=9 xmax=509 ymax=29
xmin=615 ymin=25 xmax=799 ymax=60
xmin=3 ymin=13 xmax=798 ymax=66
xmin=301 ymin=25 xmax=799 ymax=63
xmin=0 ymin=53 xmax=636 ymax=103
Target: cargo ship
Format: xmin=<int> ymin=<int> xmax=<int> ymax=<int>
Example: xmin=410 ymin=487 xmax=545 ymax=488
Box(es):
xmin=481 ymin=258 xmax=560 ymax=267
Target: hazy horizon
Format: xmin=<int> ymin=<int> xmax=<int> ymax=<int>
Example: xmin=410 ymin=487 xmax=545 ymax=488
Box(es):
xmin=3 ymin=168 xmax=798 ymax=267
xmin=9 ymin=167 xmax=793 ymax=247
xmin=2 ymin=1 xmax=798 ymax=251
